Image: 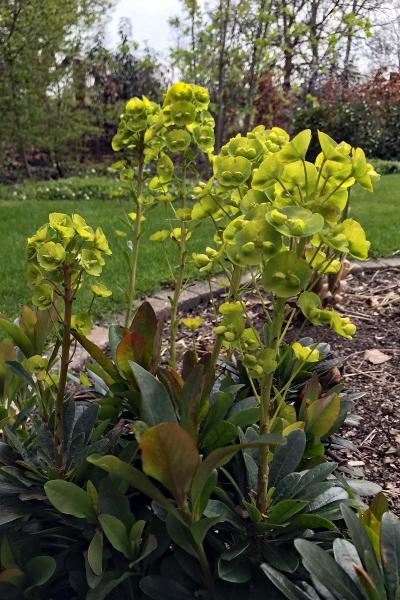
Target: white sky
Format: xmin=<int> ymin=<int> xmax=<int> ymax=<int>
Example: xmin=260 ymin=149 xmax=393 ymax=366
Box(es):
xmin=106 ymin=0 xmax=182 ymax=55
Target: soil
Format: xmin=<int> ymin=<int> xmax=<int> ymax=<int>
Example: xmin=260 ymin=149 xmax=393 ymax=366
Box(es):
xmin=170 ymin=267 xmax=400 ymax=513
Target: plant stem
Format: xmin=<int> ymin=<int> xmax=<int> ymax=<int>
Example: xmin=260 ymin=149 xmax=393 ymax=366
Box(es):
xmin=196 ymin=541 xmax=215 ymax=599
xmin=256 ymin=297 xmax=285 ymax=515
xmin=54 ymin=267 xmax=73 ymax=473
xmin=124 ymin=152 xmax=145 ymax=329
xmin=203 ymin=264 xmax=242 ymax=397
xmin=169 ymin=159 xmax=188 ymax=368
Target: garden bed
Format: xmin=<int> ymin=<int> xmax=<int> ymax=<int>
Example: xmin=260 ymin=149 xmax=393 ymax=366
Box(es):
xmin=169 ymin=266 xmax=400 ymax=513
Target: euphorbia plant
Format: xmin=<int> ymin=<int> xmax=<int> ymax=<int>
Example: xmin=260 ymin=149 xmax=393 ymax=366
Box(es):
xmin=111 ymin=95 xmax=161 ymax=327
xmin=26 ymin=213 xmax=112 ymax=471
xmin=146 ymin=82 xmax=215 ymax=367
xmin=191 ymin=126 xmax=379 ymax=514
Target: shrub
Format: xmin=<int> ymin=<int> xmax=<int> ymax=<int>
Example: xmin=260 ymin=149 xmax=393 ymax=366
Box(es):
xmin=293 ymin=71 xmax=400 ymax=161
xmin=0 ymin=82 xmax=397 ymax=600
xmin=369 ymin=158 xmax=400 ymax=175
xmin=0 ymin=176 xmax=123 ymax=203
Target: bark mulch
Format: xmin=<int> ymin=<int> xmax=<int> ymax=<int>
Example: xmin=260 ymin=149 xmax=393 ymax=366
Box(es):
xmin=171 ymin=267 xmax=400 ymax=513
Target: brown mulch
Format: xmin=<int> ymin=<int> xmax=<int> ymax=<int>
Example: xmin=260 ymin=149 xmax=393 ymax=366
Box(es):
xmin=171 ymin=267 xmax=400 ymax=513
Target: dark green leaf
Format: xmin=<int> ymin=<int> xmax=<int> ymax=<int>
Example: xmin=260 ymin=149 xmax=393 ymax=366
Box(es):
xmin=261 ymin=544 xmax=299 ymax=574
xmin=228 ymin=407 xmax=259 ymax=428
xmin=44 ymin=480 xmax=96 ymax=521
xmin=268 ymin=499 xmax=309 ymax=525
xmin=218 ymin=556 xmax=251 ymax=583
xmin=86 ymin=571 xmax=133 ymax=600
xmin=295 ymin=538 xmax=361 ymax=600
xmin=201 ymin=421 xmax=238 ymax=450
xmin=140 ymin=575 xmax=193 ymax=599
xmin=293 ymin=514 xmax=338 ymax=532
xmin=0 ymin=537 xmax=16 ymax=570
xmin=333 ymin=539 xmax=362 ymax=587
xmin=129 ymin=362 xmax=177 ymax=425
xmin=269 ymin=429 xmax=306 ymax=488
xmin=381 ymin=512 xmax=400 ymax=600
xmin=204 ymin=499 xmax=246 ymax=532
xmin=260 ymin=563 xmax=315 ymax=600
xmin=88 ymin=530 xmax=103 ymax=577
xmin=25 ymin=555 xmax=56 ymax=587
xmin=87 ymin=454 xmax=183 ymax=523
xmin=166 ymin=513 xmax=196 ymax=557
xmin=191 ymin=434 xmax=285 ymax=507
xmin=191 ymin=516 xmax=222 ymax=545
xmin=341 ymin=504 xmax=383 ymax=593
xmin=99 ymin=514 xmax=131 ymax=558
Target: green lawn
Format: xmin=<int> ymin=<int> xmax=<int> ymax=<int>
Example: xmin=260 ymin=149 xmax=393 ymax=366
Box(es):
xmin=348 ymin=174 xmax=400 ymax=257
xmin=0 ymin=174 xmax=399 ymax=320
xmin=0 ymin=198 xmax=215 ymax=320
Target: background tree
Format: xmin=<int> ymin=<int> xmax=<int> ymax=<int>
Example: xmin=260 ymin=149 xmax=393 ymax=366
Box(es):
xmin=0 ymin=0 xmax=110 ymax=179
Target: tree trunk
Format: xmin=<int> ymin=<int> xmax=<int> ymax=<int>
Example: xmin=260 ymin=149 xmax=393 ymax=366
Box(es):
xmin=215 ymin=0 xmax=231 ymax=150
xmin=243 ymin=0 xmax=268 ymax=132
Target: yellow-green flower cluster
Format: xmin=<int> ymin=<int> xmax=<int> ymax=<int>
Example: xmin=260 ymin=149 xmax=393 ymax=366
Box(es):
xmin=27 ymin=212 xmax=112 ymax=310
xmin=191 ymin=124 xmax=378 ymax=343
xmin=111 ymin=96 xmax=160 ymax=154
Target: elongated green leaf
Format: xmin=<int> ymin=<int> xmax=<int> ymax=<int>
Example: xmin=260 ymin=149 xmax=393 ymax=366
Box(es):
xmin=71 ymin=329 xmax=122 ymax=382
xmin=99 ymin=514 xmax=130 ymax=559
xmin=5 ymin=361 xmax=34 ymax=388
xmin=129 ymin=361 xmax=177 ymax=425
xmin=140 ymin=424 xmax=199 ymax=505
xmin=0 ymin=319 xmax=33 ymax=357
xmin=140 ymin=575 xmax=193 ymax=600
xmin=295 ymin=538 xmax=361 ymax=600
xmin=341 ymin=504 xmax=384 ymax=595
xmin=228 ymin=407 xmax=259 ymax=428
xmin=87 ymin=454 xmax=183 ymax=522
xmin=268 ymin=499 xmax=308 ymax=525
xmin=86 ymin=571 xmax=133 ymax=600
xmin=25 ymin=555 xmax=56 ymax=587
xmin=293 ymin=514 xmax=338 ymax=532
xmin=44 ymin=480 xmax=96 ymax=522
xmin=191 ymin=516 xmax=222 ymax=546
xmin=269 ymin=429 xmax=306 ymax=488
xmin=305 ymin=394 xmax=340 ymax=438
xmin=260 ymin=563 xmax=314 ymax=600
xmin=201 ymin=421 xmax=238 ymax=450
xmin=88 ymin=530 xmax=103 ymax=576
xmin=166 ymin=513 xmax=196 ymax=557
xmin=191 ymin=434 xmax=285 ymax=507
xmin=0 ymin=537 xmax=15 ymax=569
xmin=333 ymin=539 xmax=362 ymax=587
xmin=261 ymin=544 xmax=299 ymax=574
xmin=381 ymin=512 xmax=400 ymax=600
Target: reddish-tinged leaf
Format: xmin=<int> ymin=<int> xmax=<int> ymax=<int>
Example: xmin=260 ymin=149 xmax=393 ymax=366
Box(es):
xmin=130 ymin=302 xmax=161 ymax=371
xmin=116 ymin=331 xmax=150 ymax=374
xmin=305 ymin=394 xmax=341 ymax=438
xmin=140 ymin=424 xmax=200 ymax=505
xmin=158 ymin=366 xmax=183 ymax=410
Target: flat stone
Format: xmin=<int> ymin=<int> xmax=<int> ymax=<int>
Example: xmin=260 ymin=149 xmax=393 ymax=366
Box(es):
xmin=70 ymin=325 xmax=108 ymax=370
xmin=145 ymin=296 xmax=171 ymax=320
xmin=352 ymin=257 xmax=400 ymax=272
xmin=177 ymin=288 xmax=201 ymax=311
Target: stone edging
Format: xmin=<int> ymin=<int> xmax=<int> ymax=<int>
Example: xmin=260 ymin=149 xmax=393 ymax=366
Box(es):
xmin=70 ymin=256 xmax=400 ymax=370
